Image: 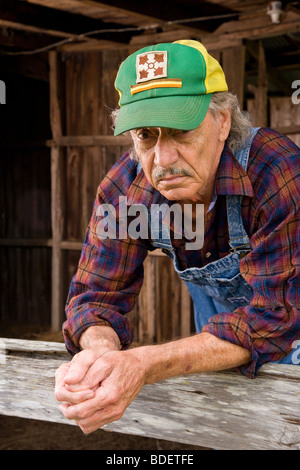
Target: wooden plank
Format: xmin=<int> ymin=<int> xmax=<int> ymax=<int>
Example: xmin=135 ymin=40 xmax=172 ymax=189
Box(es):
xmin=246 ymin=40 xmax=292 ymax=95
xmin=180 ymin=281 xmax=192 ymax=338
xmin=270 ymin=96 xmax=300 ymax=147
xmin=21 ymin=0 xmax=167 ymax=26
xmin=275 ymin=125 xmax=300 ymax=136
xmin=0 ymin=338 xmax=300 ymax=450
xmin=54 ymin=135 xmax=132 ymax=147
xmin=0 ymin=18 xmax=77 ymax=39
xmin=222 ymin=46 xmax=245 ymax=105
xmin=1 ymin=337 xmax=67 ymax=354
xmin=247 ymin=41 xmax=268 ymax=127
xmin=49 ymin=51 xmax=66 ymax=332
xmin=21 ymin=0 xmax=210 ymax=37
xmin=0 ymin=238 xmax=53 ymax=247
xmin=50 ymin=147 xmax=66 ymax=331
xmin=137 ymin=257 xmax=156 ymax=344
xmin=212 ymin=10 xmax=300 ymax=40
xmin=155 ymin=255 xmax=187 ymax=342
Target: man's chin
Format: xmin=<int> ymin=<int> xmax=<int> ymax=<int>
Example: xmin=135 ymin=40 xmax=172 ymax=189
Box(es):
xmin=157 ymin=188 xmax=198 ymax=202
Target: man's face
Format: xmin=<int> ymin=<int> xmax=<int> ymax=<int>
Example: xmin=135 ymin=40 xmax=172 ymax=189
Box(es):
xmin=130 ymin=110 xmax=231 ymax=205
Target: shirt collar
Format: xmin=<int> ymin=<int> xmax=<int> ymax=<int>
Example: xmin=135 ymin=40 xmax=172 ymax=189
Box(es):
xmin=126 ymin=142 xmax=254 ymax=206
xmin=216 ymin=143 xmax=254 ymax=198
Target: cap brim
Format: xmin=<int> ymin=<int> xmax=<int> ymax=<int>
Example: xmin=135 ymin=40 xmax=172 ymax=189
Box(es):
xmin=114 ymin=93 xmax=212 ymax=136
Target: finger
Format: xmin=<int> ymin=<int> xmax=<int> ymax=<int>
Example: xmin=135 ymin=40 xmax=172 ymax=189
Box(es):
xmin=55 ymin=385 xmax=95 ymax=404
xmin=66 ymin=354 xmax=111 ymax=391
xmin=64 ymin=349 xmax=99 ymax=386
xmin=55 ymin=362 xmax=71 ymax=386
xmin=75 ymin=404 xmax=125 ymax=434
xmin=61 ymin=379 xmax=120 ymax=422
xmin=59 ymin=396 xmax=103 ymax=421
xmin=54 ymin=363 xmax=72 ymax=400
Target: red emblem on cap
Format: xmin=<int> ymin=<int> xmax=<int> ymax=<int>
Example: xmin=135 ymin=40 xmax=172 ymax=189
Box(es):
xmin=136 ymin=51 xmax=168 ymax=83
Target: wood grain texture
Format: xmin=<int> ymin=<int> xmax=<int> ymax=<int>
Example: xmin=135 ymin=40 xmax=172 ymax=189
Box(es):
xmin=1 ymin=338 xmax=299 ymax=450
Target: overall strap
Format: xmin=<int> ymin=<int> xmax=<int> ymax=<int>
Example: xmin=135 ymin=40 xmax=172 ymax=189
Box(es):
xmin=226 ymin=127 xmax=260 ymax=255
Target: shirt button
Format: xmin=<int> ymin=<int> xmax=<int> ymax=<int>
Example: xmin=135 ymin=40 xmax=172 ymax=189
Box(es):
xmin=205 ymin=252 xmax=212 ymax=259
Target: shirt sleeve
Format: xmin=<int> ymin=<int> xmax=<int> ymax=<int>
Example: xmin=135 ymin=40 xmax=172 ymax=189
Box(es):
xmin=202 ymin=134 xmax=300 ymax=378
xmin=63 ymin=184 xmax=149 ymax=355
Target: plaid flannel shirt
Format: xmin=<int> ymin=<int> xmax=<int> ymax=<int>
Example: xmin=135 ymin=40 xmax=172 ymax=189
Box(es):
xmin=63 ymin=128 xmax=300 ymax=378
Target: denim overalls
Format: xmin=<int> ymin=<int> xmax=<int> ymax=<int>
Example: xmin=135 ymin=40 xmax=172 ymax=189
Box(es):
xmin=144 ymin=127 xmax=299 ymax=366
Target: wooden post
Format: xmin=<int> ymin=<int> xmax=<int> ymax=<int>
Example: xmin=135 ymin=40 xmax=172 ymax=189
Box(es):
xmin=137 ymin=256 xmax=156 ymax=344
xmin=247 ymin=40 xmax=268 ymax=127
xmin=222 ymin=45 xmax=246 ymax=106
xmin=180 ymin=281 xmax=192 ymax=337
xmin=49 ymin=51 xmax=66 ymax=331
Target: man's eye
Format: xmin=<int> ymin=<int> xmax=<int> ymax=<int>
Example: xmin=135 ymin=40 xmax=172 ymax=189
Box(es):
xmin=137 ymin=129 xmax=152 ymax=139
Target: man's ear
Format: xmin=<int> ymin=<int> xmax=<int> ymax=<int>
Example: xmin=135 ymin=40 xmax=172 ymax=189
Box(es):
xmin=218 ymin=109 xmax=231 ymax=142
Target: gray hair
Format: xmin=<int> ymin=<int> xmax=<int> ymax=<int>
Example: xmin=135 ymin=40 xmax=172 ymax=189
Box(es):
xmin=111 ymin=91 xmax=253 ymax=160
xmin=208 ymin=92 xmax=253 ymax=154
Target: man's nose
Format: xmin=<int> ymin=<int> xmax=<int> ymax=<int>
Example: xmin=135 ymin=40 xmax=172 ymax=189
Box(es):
xmin=153 ymin=136 xmax=179 ymax=168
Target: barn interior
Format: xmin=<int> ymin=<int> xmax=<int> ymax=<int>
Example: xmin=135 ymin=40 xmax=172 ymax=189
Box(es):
xmin=1 ymin=0 xmax=300 ymax=343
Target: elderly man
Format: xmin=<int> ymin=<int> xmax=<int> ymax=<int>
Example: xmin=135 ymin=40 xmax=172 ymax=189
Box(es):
xmin=55 ymin=40 xmax=300 ymax=434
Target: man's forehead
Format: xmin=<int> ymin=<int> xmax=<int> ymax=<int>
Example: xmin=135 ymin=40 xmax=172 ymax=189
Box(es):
xmin=130 ymin=111 xmax=210 ymax=134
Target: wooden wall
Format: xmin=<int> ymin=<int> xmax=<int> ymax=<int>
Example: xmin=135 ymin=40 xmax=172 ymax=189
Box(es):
xmin=0 ymin=73 xmax=52 ymax=328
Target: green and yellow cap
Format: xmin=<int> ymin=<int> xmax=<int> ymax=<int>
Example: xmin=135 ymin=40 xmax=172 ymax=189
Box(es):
xmin=114 ymin=39 xmax=228 ymax=136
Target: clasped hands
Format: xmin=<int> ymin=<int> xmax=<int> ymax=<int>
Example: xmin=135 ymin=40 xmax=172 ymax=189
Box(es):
xmin=55 ymin=347 xmax=145 ymax=434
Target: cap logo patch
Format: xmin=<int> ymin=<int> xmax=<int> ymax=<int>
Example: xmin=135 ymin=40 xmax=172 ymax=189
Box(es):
xmin=136 ymin=51 xmax=168 ymax=83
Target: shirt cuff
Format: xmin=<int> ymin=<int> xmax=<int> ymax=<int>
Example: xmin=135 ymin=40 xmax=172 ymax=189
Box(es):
xmin=202 ymin=312 xmax=262 ymax=378
xmin=63 ymin=306 xmax=134 ymax=356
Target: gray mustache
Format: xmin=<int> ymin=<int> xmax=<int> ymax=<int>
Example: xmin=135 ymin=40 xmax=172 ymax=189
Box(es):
xmin=153 ymin=167 xmax=192 ymax=184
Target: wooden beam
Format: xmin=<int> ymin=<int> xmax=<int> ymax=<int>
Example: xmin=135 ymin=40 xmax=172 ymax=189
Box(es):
xmin=275 ymin=124 xmax=300 ymax=135
xmin=0 ymin=28 xmax=55 ymax=51
xmin=0 ymin=238 xmax=53 ymax=247
xmin=0 ymin=19 xmax=75 ymax=40
xmin=209 ymin=10 xmax=300 ymax=42
xmin=1 ymin=338 xmax=300 ymax=450
xmin=19 ymin=0 xmax=216 ymax=35
xmin=57 ymin=39 xmax=127 ymax=52
xmin=53 ymin=135 xmax=132 ymax=147
xmin=0 ymin=0 xmax=130 ymax=40
xmin=20 ymin=0 xmax=165 ymax=26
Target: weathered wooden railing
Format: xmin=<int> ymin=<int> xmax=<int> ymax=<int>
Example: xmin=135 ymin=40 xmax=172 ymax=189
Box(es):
xmin=0 ymin=337 xmax=299 ymax=450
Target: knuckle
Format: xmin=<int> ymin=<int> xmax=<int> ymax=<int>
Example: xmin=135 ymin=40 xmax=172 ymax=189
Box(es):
xmin=79 ymin=425 xmax=93 ymax=435
xmin=73 ymin=406 xmax=88 ymax=420
xmin=106 ymin=387 xmax=121 ymax=405
xmin=54 ymin=384 xmax=66 ymax=402
xmin=55 ymin=362 xmax=69 ymax=381
xmin=113 ymin=406 xmax=125 ymax=421
xmin=54 ymin=388 xmax=62 ymax=401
